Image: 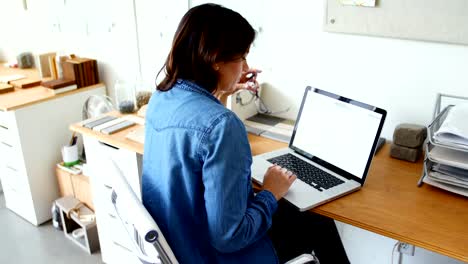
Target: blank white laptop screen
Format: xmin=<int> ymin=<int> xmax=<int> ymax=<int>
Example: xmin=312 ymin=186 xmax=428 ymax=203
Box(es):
xmin=292 ymin=90 xmax=383 ymax=178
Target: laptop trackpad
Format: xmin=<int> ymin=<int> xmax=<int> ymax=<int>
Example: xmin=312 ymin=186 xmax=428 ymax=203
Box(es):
xmin=251 ymin=156 xmax=274 ymax=184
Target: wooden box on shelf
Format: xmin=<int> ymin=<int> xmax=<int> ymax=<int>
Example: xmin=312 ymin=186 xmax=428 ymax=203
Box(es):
xmin=55 ymin=196 xmax=100 ymax=254
xmin=56 ymin=165 xmax=94 ymax=211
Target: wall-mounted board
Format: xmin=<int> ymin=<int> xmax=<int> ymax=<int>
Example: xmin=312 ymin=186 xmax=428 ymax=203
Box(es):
xmin=324 ymin=0 xmax=468 ymax=45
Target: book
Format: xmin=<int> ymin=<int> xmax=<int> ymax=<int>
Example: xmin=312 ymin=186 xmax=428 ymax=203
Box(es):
xmin=0 ymin=83 xmax=14 ymax=94
xmin=0 ymin=74 xmax=25 ymax=83
xmin=42 ymin=78 xmax=76 ymax=89
xmin=36 ymin=52 xmax=56 ymax=78
xmin=48 ymin=84 xmax=78 ymax=95
xmin=49 ymin=55 xmax=58 ymax=79
xmin=63 ymin=58 xmax=99 ymax=88
xmin=434 ymin=104 xmax=468 ymax=148
xmin=9 ymin=78 xmax=42 ymax=88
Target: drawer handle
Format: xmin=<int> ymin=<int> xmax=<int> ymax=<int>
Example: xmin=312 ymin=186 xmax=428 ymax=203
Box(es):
xmin=1 ymin=141 xmax=12 ymax=148
xmin=103 ymin=184 xmax=113 ymax=189
xmin=0 ymin=124 xmax=8 ymax=130
xmin=113 ymin=241 xmax=132 ymax=252
xmin=98 ymin=141 xmax=119 ymax=150
xmin=6 ymin=165 xmax=17 ymax=172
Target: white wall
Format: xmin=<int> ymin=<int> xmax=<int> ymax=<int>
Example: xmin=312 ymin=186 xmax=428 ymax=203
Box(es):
xmin=231 ymin=0 xmax=468 ymax=140
xmin=1 ymin=1 xmax=467 ymax=263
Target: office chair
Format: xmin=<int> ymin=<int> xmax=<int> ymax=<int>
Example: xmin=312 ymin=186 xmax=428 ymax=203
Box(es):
xmin=108 ymin=159 xmax=178 ymax=264
xmin=108 ymin=159 xmax=318 ymax=264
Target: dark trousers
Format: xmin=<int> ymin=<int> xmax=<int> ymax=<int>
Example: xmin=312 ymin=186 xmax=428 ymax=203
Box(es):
xmin=268 ymin=200 xmax=350 ymax=264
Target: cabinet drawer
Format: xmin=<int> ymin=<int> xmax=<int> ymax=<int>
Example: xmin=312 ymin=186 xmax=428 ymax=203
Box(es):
xmin=0 ymin=140 xmax=25 ymax=173
xmin=0 ymin=124 xmax=18 ymax=148
xmin=83 ymin=137 xmax=142 ymax=199
xmin=0 ymin=165 xmax=29 ymax=192
xmin=0 ymin=110 xmax=10 ymax=129
xmin=2 ymin=179 xmax=34 ymax=221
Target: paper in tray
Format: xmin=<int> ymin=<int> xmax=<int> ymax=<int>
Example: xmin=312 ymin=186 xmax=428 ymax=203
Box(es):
xmin=422 ymin=160 xmax=468 ymax=197
xmin=428 ymin=105 xmax=468 ymax=151
xmin=425 ymin=142 xmax=468 ymax=170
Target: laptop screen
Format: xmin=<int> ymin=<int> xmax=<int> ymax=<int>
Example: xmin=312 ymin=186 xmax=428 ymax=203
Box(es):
xmin=290 ymin=87 xmax=386 ymax=182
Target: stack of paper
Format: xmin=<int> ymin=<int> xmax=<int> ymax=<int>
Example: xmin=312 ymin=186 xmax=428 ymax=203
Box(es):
xmin=427 ymin=145 xmax=468 ymax=170
xmin=434 ymin=103 xmax=468 ymax=149
xmin=243 ymin=114 xmax=294 ymax=143
xmin=425 ymin=143 xmax=468 ymax=197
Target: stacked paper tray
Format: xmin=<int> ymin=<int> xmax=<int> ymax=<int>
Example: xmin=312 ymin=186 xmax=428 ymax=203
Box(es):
xmin=421 ymin=105 xmax=468 ymax=196
xmin=422 ymin=159 xmax=468 ymax=197
xmin=425 ymin=141 xmax=468 ymax=170
xmin=427 ymin=105 xmax=468 ymax=151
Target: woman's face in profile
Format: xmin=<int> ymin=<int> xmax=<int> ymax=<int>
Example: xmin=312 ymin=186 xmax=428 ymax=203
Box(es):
xmin=216 ymin=54 xmax=249 ymax=94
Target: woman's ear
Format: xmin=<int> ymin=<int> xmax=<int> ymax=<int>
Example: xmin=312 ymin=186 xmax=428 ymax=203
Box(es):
xmin=213 ymin=64 xmax=220 ymax=71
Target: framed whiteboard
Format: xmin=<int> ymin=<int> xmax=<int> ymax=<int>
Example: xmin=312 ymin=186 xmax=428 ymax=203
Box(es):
xmin=324 ymin=0 xmax=468 ymax=45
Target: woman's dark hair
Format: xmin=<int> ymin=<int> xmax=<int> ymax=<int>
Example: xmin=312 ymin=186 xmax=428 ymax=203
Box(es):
xmin=157 ymin=4 xmax=255 ymax=93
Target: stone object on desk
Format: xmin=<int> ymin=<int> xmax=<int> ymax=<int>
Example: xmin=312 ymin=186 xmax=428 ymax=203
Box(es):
xmin=393 ymin=123 xmax=427 ymax=148
xmin=389 ymin=143 xmax=421 ymax=162
xmin=0 ymin=83 xmax=14 ymax=94
xmin=17 ymin=52 xmax=34 ymax=68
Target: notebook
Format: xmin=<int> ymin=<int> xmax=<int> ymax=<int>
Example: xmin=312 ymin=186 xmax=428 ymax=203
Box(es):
xmin=251 ymin=87 xmax=386 ymax=211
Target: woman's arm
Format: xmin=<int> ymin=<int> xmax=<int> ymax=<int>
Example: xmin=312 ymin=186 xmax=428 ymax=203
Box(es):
xmin=199 ymin=112 xmax=278 ymax=253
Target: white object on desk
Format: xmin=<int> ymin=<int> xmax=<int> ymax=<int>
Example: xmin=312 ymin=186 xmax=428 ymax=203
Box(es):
xmin=126 ymin=126 xmax=145 ymax=144
xmin=122 ymin=114 xmax=145 ymax=125
xmin=0 ymin=74 xmax=25 ymax=83
xmin=92 ymin=117 xmax=127 ymax=132
xmin=428 ymin=145 xmax=468 ymax=170
xmin=434 ymin=103 xmax=468 ymax=147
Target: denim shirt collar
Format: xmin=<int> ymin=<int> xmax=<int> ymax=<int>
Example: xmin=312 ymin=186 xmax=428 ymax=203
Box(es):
xmin=175 ymin=79 xmax=221 ymax=105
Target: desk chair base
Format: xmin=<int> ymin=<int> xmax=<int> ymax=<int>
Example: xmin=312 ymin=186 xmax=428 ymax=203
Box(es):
xmin=285 ymin=252 xmax=319 ymax=264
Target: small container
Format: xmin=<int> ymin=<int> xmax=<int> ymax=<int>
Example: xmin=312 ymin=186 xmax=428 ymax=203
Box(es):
xmin=135 ymin=79 xmax=153 ymax=109
xmin=62 ymin=144 xmax=79 ymax=167
xmin=114 ymin=80 xmax=137 ymax=114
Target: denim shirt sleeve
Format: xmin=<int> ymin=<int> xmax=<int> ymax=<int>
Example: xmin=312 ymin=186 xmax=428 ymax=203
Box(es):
xmin=199 ymin=112 xmax=278 ymax=253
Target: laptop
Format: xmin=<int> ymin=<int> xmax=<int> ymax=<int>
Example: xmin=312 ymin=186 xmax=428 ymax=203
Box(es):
xmin=251 ymin=87 xmax=387 ymax=211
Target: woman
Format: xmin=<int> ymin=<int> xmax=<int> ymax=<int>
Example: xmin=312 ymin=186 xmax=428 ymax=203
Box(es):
xmin=142 ymin=3 xmax=349 ymax=263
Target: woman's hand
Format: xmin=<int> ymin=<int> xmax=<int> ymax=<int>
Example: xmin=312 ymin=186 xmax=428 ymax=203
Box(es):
xmin=235 ymin=68 xmax=262 ymax=93
xmin=262 ymin=164 xmax=296 ymax=201
xmin=215 ymin=68 xmax=262 ymax=106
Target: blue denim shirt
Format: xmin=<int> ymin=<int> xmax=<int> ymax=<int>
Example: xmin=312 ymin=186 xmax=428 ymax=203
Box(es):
xmin=142 ymin=80 xmax=279 ymax=263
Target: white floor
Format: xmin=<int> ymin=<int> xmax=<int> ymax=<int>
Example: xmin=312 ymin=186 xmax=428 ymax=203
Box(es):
xmin=1 ymin=190 xmax=465 ymax=264
xmin=0 ymin=193 xmax=102 ymax=264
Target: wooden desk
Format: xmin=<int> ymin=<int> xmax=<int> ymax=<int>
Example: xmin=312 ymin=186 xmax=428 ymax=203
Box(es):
xmin=71 ymin=121 xmax=468 ymax=262
xmin=249 ymin=134 xmax=468 ymax=263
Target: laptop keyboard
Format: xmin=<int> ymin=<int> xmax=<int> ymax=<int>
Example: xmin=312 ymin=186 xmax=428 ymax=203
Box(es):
xmin=267 ymin=153 xmax=345 ymax=191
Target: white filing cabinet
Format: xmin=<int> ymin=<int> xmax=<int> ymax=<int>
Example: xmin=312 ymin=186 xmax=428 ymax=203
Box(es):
xmin=0 ymin=85 xmax=106 ymax=225
xmin=83 ymin=136 xmax=143 ymax=264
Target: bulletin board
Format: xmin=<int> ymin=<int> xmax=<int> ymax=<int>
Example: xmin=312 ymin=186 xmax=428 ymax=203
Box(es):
xmin=324 ymin=0 xmax=468 ymax=46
